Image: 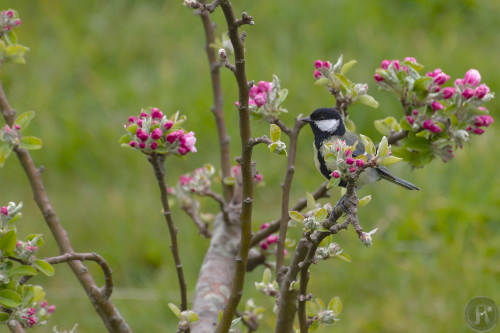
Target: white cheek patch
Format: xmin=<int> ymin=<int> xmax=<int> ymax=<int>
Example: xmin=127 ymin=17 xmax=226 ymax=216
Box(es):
xmin=316 ymin=119 xmax=339 ymax=132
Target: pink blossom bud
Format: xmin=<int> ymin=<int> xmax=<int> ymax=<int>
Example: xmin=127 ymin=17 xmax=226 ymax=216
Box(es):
xmin=140 ymin=112 xmax=148 ymax=118
xmin=404 ymin=57 xmax=417 ymax=63
xmin=346 ymin=157 xmax=354 ymax=165
xmin=47 ymin=305 xmax=56 ymax=313
xmin=481 ymin=115 xmax=494 ymax=126
xmin=402 ymin=65 xmax=409 ymax=74
xmin=16 ymin=241 xmax=22 ymax=248
xmin=258 ymin=81 xmax=272 ymax=92
xmin=462 ymin=88 xmax=474 ymax=99
xmin=5 ymin=25 xmax=11 ymax=31
xmin=139 ymin=142 xmax=146 ymax=149
xmin=27 ymin=308 xmax=36 ymax=316
xmin=28 ymin=316 xmax=37 ymax=326
xmin=128 ymin=116 xmax=137 ymax=123
xmin=474 ymin=84 xmax=489 ymax=99
xmin=314 ymin=70 xmax=322 ymax=79
xmin=150 ymin=141 xmax=158 ymax=150
xmin=432 ymin=86 xmax=441 ymax=93
xmin=322 ymin=61 xmax=332 ymax=69
xmin=234 ymin=101 xmax=239 ymax=107
xmin=431 ymin=101 xmax=444 ymax=111
xmin=349 ymin=166 xmax=356 ymax=173
xmin=266 ymin=235 xmax=278 ymax=244
xmin=136 ymin=119 xmax=143 ymax=127
xmin=412 ymin=109 xmax=419 ymax=116
xmin=151 ymin=108 xmax=163 ymax=119
xmin=442 ymin=87 xmax=456 ymax=99
xmin=473 ymin=128 xmax=484 ymax=135
xmin=249 ymin=85 xmax=259 ymax=98
xmin=374 ymin=73 xmax=384 ymax=82
xmin=454 ymin=78 xmax=464 ymax=86
xmin=392 ymin=60 xmax=400 ymax=71
xmin=232 ymin=165 xmax=241 ymax=176
xmin=426 ymin=68 xmax=442 ymax=78
xmin=14 ymin=19 xmax=21 ymax=26
xmin=254 ymin=93 xmax=267 ymax=107
xmin=151 ymin=128 xmax=163 ymax=140
xmin=430 ymin=124 xmax=442 ymax=133
xmin=249 ymin=98 xmax=256 ymax=105
xmin=41 ymin=301 xmax=48 ymax=308
xmin=163 ymin=121 xmax=173 ymax=130
xmin=136 ymin=129 xmax=149 ymax=141
xmin=180 ymin=131 xmax=197 ymax=152
xmin=433 ymin=73 xmax=450 ymax=85
xmin=260 ymin=223 xmax=270 ymax=230
xmin=355 ymin=159 xmax=365 ymax=167
xmin=331 ymin=171 xmax=340 ymax=178
xmin=260 ymin=241 xmax=268 ymax=250
xmin=406 ymin=115 xmax=414 ymax=124
xmin=129 ymin=141 xmax=137 ymax=148
xmin=179 ymin=175 xmax=192 ymax=185
xmin=0 ymin=206 xmax=7 ymax=216
xmin=380 ymin=59 xmax=390 ymax=69
xmin=178 ymin=146 xmax=189 ymax=155
xmin=13 ymin=124 xmax=20 ymax=130
xmin=254 ymin=173 xmax=263 ymax=182
xmin=345 ymin=149 xmax=351 ymax=156
xmin=166 ymin=131 xmax=180 ymax=143
xmin=314 ymin=60 xmax=323 ymax=69
xmin=464 ymin=69 xmax=481 ymax=86
xmin=422 ymin=119 xmax=434 ymax=130
xmin=6 ymin=10 xmax=14 ymax=17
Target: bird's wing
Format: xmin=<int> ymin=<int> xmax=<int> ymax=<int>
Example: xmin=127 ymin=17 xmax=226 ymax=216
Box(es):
xmin=344 ymin=131 xmax=366 ymax=158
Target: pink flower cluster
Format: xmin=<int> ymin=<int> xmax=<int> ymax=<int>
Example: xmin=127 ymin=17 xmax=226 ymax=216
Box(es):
xmin=18 ymin=302 xmax=55 ymax=328
xmin=454 ymin=69 xmax=490 ymax=100
xmin=0 ymin=206 xmax=7 ymax=216
xmin=426 ymin=68 xmax=451 ymax=93
xmin=313 ymin=59 xmax=332 ymax=79
xmin=406 ymin=109 xmax=443 ymax=134
xmin=374 ymin=57 xmax=415 ymax=81
xmin=467 ymin=114 xmax=494 ymax=135
xmin=0 ymin=9 xmax=21 ymax=32
xmin=422 ymin=119 xmax=443 ymax=134
xmin=235 ymin=81 xmax=272 ymax=108
xmin=330 ymin=144 xmax=368 ymax=178
xmin=126 ymin=107 xmax=196 ymax=155
xmin=230 ymin=164 xmax=263 ymax=183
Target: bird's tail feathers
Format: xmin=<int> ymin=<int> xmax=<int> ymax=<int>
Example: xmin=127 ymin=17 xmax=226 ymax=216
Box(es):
xmin=376 ymin=167 xmax=420 ymax=190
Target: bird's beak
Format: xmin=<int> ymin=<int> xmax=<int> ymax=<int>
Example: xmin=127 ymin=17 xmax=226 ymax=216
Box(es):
xmin=301 ymin=117 xmax=312 ymax=123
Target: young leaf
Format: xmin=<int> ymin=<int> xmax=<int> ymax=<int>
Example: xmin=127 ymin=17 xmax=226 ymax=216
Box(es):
xmin=8 ymin=265 xmax=37 ymax=278
xmin=289 ymin=211 xmax=304 ymax=223
xmin=314 ymin=208 xmax=327 ymax=222
xmin=380 ymin=155 xmax=403 ymax=166
xmin=359 ymin=134 xmax=375 ymax=156
xmin=14 ymin=111 xmax=35 ymax=131
xmin=0 ymin=290 xmax=22 ymax=308
xmin=336 ymin=252 xmax=352 ymax=263
xmin=358 ymin=195 xmax=372 ymax=207
xmin=34 ymin=259 xmax=55 ymax=277
xmin=377 ymin=136 xmax=389 ymax=158
xmin=328 ymin=296 xmax=343 ymax=316
xmin=0 ymin=142 xmax=13 ymax=168
xmin=340 ymin=60 xmax=357 ymax=75
xmin=185 ymin=311 xmax=199 ymax=323
xmin=0 ymin=230 xmax=17 ymax=254
xmin=262 ymin=268 xmax=272 ymax=284
xmin=357 ymin=94 xmax=379 ymax=108
xmin=306 ymin=192 xmax=316 ymax=211
xmin=0 ymin=312 xmax=9 ymax=322
xmin=314 ymin=77 xmax=329 ymax=86
xmin=168 ymin=303 xmax=182 ymax=318
xmin=270 ymin=124 xmax=281 ymax=142
xmin=19 ymin=136 xmax=43 ymax=150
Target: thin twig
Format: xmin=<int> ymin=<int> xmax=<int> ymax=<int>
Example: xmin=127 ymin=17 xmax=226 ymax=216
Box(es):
xmin=215 ymin=0 xmax=254 ymax=331
xmin=387 ymin=130 xmax=408 ymax=145
xmin=276 ymin=117 xmax=307 ymax=278
xmin=248 ymin=135 xmax=272 ymax=148
xmin=0 ymin=81 xmax=131 ymax=333
xmin=149 ymin=153 xmax=188 ymax=312
xmin=45 ymin=252 xmax=113 ymax=299
xmin=181 ymin=205 xmax=212 ymax=238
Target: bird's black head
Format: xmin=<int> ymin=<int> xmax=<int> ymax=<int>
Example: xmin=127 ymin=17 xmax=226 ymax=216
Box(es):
xmin=303 ymin=108 xmax=345 ymax=137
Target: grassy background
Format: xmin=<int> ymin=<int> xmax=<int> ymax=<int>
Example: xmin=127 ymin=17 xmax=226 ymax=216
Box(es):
xmin=0 ymin=0 xmax=499 ymax=332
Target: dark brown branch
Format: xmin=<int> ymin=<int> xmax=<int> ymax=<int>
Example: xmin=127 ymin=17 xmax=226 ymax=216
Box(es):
xmin=271 ymin=118 xmax=292 ymax=136
xmin=276 ymin=117 xmax=307 ymax=277
xmin=45 ymin=252 xmax=113 ymax=299
xmin=149 ymin=153 xmax=188 ymax=312
xmin=0 ymin=81 xmax=131 ymax=333
xmin=298 ymin=265 xmax=310 ymax=333
xmin=215 ymin=0 xmax=254 ymax=331
xmin=199 ymin=3 xmax=233 ymax=202
xmin=250 ymin=181 xmax=328 ymax=247
xmin=235 ymin=12 xmax=254 ymax=27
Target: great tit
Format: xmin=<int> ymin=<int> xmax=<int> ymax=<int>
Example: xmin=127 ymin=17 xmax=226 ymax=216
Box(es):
xmin=302 ymin=107 xmax=419 ymax=190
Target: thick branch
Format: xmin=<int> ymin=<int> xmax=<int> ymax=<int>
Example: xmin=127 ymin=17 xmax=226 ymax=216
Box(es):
xmin=0 ymin=81 xmax=131 ymax=333
xmin=276 ymin=118 xmax=306 ymax=277
xmin=149 ymin=153 xmax=188 ymax=311
xmin=215 ymin=1 xmax=254 ymax=332
xmin=45 ymin=252 xmax=113 ymax=299
xmin=199 ymin=4 xmax=233 ymax=202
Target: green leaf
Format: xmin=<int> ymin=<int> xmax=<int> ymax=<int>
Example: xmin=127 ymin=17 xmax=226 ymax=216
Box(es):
xmin=374 ymin=116 xmax=401 ymax=136
xmin=289 ymin=211 xmax=304 ymax=223
xmin=359 ymin=134 xmax=375 ymax=156
xmin=127 ymin=123 xmax=138 ymax=135
xmin=340 ymin=60 xmax=357 ymax=75
xmin=14 ymin=111 xmax=35 ymax=131
xmin=336 ymin=252 xmax=352 ymax=263
xmin=268 ymin=142 xmax=277 ymax=153
xmin=328 ymin=296 xmax=343 ymax=316
xmin=168 ymin=303 xmax=182 ymax=318
xmin=377 ymin=136 xmax=388 ymax=158
xmin=314 ymin=77 xmax=329 ymax=86
xmin=380 ymin=155 xmax=403 ymax=166
xmin=0 ymin=312 xmax=9 ymax=322
xmin=33 ymin=260 xmax=55 ymax=277
xmin=270 ymin=124 xmax=281 ymax=142
xmin=6 ymin=30 xmax=17 ymax=44
xmin=32 ymin=285 xmax=45 ymax=302
xmin=306 ymin=192 xmax=316 ymax=211
xmin=0 ymin=142 xmax=13 ymax=168
xmin=262 ymin=268 xmax=271 ymax=284
xmin=344 ymin=117 xmax=356 ymax=132
xmin=314 ymin=208 xmax=327 ymax=222
xmin=357 ymin=94 xmax=379 ymax=108
xmin=19 ymin=136 xmax=43 ymax=150
xmin=358 ymin=195 xmax=372 ymax=207
xmin=8 ymin=265 xmax=38 ymax=278
xmin=0 ymin=230 xmax=17 ymax=255
xmin=0 ymin=290 xmax=22 ymax=308
xmin=185 ymin=310 xmax=198 ymax=323
xmin=119 ymin=134 xmax=131 ymax=144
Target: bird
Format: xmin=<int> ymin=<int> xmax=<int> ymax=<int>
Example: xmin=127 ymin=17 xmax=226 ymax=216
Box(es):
xmin=302 ymin=107 xmax=419 ymax=190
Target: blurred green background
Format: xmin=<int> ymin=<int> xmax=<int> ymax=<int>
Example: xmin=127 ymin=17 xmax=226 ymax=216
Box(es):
xmin=1 ymin=0 xmax=499 ymax=332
